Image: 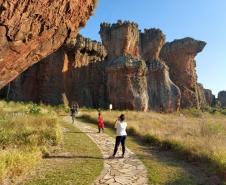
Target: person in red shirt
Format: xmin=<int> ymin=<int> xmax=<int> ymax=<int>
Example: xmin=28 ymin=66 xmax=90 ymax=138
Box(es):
xmin=97 ymin=112 xmax=104 ymax=133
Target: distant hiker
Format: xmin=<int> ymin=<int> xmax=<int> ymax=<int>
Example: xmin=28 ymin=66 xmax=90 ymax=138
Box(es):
xmin=70 ymin=102 xmax=79 ymax=123
xmin=97 ymin=112 xmax=104 ymax=133
xmin=111 ymin=114 xmax=127 ymax=158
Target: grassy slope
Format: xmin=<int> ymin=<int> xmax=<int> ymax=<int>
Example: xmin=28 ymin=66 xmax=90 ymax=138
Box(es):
xmin=79 ymin=109 xmax=226 ymax=184
xmin=0 ymin=101 xmax=103 ymax=185
xmin=24 ymin=120 xmax=103 ymax=185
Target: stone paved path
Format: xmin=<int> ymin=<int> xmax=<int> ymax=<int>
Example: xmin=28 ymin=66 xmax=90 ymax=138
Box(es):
xmin=69 ymin=118 xmax=148 ymax=185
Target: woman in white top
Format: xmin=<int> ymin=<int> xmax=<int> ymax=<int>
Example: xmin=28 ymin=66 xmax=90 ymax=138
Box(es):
xmin=112 ymin=114 xmax=127 ymax=158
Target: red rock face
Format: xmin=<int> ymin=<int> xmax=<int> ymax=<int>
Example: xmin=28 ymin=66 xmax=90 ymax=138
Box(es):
xmin=140 ymin=29 xmax=165 ymax=61
xmin=0 ymin=0 xmax=97 ymax=89
xmin=147 ymin=59 xmax=181 ymax=112
xmin=139 ymin=28 xmax=181 ymax=112
xmin=1 ymin=35 xmax=107 ymax=107
xmin=100 ymin=21 xmax=140 ymax=60
xmin=106 ymin=56 xmax=148 ymax=111
xmin=160 ymin=38 xmax=206 ymax=108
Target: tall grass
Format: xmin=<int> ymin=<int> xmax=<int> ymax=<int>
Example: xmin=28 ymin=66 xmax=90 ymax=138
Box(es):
xmin=0 ymin=101 xmax=62 ymax=184
xmin=80 ymin=109 xmax=226 ymax=178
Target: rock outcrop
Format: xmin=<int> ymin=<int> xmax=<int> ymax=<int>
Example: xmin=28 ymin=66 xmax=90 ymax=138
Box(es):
xmin=106 ymin=56 xmax=148 ymax=111
xmin=0 ymin=0 xmax=97 ymax=89
xmin=100 ymin=21 xmax=149 ymax=111
xmin=140 ymin=28 xmax=165 ymax=61
xmin=204 ymin=89 xmax=216 ymax=107
xmin=100 ymin=21 xmax=140 ymax=60
xmin=218 ymin=91 xmax=226 ymax=108
xmin=197 ymin=83 xmax=216 ymax=108
xmin=1 ymin=35 xmax=107 ymax=107
xmin=140 ymin=28 xmax=181 ymax=112
xmin=160 ymin=38 xmax=206 ymax=108
xmin=147 ymin=59 xmax=181 ymax=112
xmin=0 ymin=20 xmax=209 ymax=112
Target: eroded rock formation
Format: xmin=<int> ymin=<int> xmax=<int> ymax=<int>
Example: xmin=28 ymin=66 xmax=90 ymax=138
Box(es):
xmin=160 ymin=38 xmax=206 ymax=108
xmin=1 ymin=35 xmax=107 ymax=107
xmin=140 ymin=28 xmax=165 ymax=61
xmin=204 ymin=89 xmax=216 ymax=107
xmin=1 ymin=20 xmax=209 ymax=112
xmin=218 ymin=91 xmax=226 ymax=108
xmin=147 ymin=59 xmax=181 ymax=112
xmin=100 ymin=21 xmax=140 ymax=60
xmin=197 ymin=83 xmax=216 ymax=108
xmin=106 ymin=56 xmax=148 ymax=111
xmin=140 ymin=28 xmax=181 ymax=112
xmin=0 ymin=0 xmax=97 ymax=89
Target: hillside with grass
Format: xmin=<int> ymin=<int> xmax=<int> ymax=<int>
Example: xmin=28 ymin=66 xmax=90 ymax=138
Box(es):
xmin=0 ymin=101 xmax=103 ymax=185
xmin=80 ymin=108 xmax=226 ymax=182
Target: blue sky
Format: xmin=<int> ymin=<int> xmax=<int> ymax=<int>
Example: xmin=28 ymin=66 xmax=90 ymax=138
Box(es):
xmin=81 ymin=0 xmax=226 ymax=96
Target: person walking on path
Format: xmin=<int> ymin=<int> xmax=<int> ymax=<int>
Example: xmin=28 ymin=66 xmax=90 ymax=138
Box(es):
xmin=70 ymin=102 xmax=79 ymax=123
xmin=97 ymin=112 xmax=104 ymax=133
xmin=112 ymin=114 xmax=127 ymax=158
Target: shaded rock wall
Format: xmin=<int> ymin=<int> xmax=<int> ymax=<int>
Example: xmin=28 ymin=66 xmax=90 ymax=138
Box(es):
xmin=204 ymin=89 xmax=216 ymax=107
xmin=106 ymin=56 xmax=148 ymax=111
xmin=218 ymin=91 xmax=226 ymax=108
xmin=140 ymin=28 xmax=181 ymax=112
xmin=147 ymin=59 xmax=180 ymax=112
xmin=160 ymin=38 xmax=206 ymax=108
xmin=1 ymin=35 xmax=107 ymax=107
xmin=0 ymin=0 xmax=97 ymax=89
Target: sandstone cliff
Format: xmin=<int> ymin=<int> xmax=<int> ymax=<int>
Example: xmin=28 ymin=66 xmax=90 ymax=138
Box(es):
xmin=147 ymin=59 xmax=181 ymax=112
xmin=140 ymin=28 xmax=165 ymax=61
xmin=160 ymin=37 xmax=206 ymax=108
xmin=139 ymin=28 xmax=181 ymax=112
xmin=106 ymin=56 xmax=148 ymax=111
xmin=0 ymin=0 xmax=97 ymax=89
xmin=1 ymin=35 xmax=107 ymax=107
xmin=204 ymin=89 xmax=216 ymax=107
xmin=218 ymin=91 xmax=226 ymax=108
xmin=1 ymin=20 xmax=210 ymax=112
xmin=100 ymin=21 xmax=140 ymax=60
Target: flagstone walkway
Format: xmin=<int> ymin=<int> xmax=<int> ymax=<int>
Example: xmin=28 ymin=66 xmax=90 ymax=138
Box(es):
xmin=69 ymin=118 xmax=148 ymax=185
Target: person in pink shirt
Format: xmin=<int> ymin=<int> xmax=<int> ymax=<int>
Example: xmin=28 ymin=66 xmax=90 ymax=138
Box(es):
xmin=97 ymin=112 xmax=104 ymax=133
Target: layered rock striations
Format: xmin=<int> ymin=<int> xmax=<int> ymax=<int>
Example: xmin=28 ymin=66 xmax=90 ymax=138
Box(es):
xmin=160 ymin=38 xmax=206 ymax=108
xmin=0 ymin=0 xmax=97 ymax=89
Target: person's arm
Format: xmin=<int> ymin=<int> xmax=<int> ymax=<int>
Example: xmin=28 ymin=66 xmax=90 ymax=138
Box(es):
xmin=114 ymin=120 xmax=118 ymax=128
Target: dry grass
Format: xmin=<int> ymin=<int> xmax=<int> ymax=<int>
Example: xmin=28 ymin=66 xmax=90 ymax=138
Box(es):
xmin=80 ymin=108 xmax=226 ymax=176
xmin=0 ymin=101 xmax=61 ymax=184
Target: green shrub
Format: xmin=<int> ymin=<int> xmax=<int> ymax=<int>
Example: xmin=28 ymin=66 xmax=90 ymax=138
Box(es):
xmin=27 ymin=104 xmax=41 ymax=114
